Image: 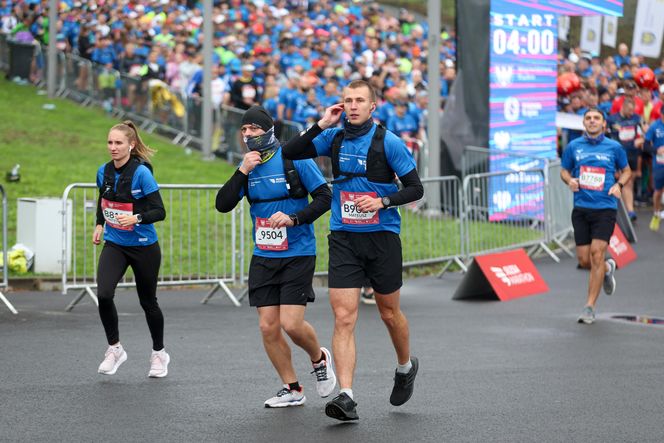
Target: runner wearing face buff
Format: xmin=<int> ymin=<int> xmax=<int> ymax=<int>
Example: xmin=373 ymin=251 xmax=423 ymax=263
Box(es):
xmin=215 ymin=106 xmax=337 ymax=408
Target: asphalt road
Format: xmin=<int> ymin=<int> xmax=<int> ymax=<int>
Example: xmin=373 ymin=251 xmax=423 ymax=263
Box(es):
xmin=2 ymin=210 xmax=663 ymax=442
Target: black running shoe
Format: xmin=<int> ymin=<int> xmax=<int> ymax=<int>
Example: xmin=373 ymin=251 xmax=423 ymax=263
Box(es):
xmin=389 ymin=356 xmax=419 ymax=406
xmin=325 ymin=393 xmax=359 ymax=421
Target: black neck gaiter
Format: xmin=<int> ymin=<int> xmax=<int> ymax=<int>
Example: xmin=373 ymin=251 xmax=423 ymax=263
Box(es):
xmin=343 ymin=118 xmax=374 ymax=140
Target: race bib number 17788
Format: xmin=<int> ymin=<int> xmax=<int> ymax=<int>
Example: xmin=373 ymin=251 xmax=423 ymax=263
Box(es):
xmin=579 ymin=166 xmax=606 ymax=191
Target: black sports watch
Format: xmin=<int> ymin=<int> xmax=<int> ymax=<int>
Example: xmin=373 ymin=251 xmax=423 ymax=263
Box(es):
xmin=135 ymin=213 xmax=143 ymax=223
xmin=617 ymin=182 xmax=624 ymax=190
xmin=381 ymin=196 xmax=391 ymax=208
xmin=288 ymin=214 xmax=299 ymax=226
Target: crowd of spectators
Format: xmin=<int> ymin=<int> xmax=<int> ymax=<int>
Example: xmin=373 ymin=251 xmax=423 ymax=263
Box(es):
xmin=1 ymin=0 xmax=457 ymax=154
xmin=6 ymin=1 xmax=664 ymax=200
xmin=557 ymin=42 xmax=664 ymax=214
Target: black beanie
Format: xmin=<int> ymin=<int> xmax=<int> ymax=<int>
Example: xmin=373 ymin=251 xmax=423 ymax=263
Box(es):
xmin=240 ymin=105 xmax=273 ymax=132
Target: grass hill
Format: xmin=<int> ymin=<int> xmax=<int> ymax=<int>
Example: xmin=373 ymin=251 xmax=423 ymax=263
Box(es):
xmin=0 ymin=76 xmax=236 ymax=253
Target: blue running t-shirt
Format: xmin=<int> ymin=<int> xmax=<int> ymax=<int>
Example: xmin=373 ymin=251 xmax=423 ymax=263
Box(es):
xmin=313 ymin=124 xmax=416 ymax=234
xmin=561 ymin=136 xmax=628 ymax=210
xmin=96 ymin=163 xmax=160 ymax=246
xmin=239 ymin=148 xmax=327 ymax=258
xmin=645 ymin=119 xmax=664 ymax=174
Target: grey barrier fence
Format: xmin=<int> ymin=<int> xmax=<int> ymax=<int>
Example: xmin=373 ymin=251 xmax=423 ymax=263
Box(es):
xmin=461 ymin=147 xmax=574 ymax=260
xmin=61 ymin=168 xmax=573 ymax=310
xmin=61 ymin=183 xmax=241 ymax=311
xmin=544 ymin=161 xmax=575 ymax=258
xmin=0 ymin=185 xmax=17 ymax=314
xmin=401 ymin=176 xmax=466 ymax=272
xmin=462 ymin=168 xmax=553 ymax=259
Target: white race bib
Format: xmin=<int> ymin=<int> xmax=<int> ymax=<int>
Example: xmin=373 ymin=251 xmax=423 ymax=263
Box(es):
xmin=255 ymin=217 xmax=288 ymax=251
xmin=340 ymin=191 xmax=379 ymax=225
xmin=618 ymin=126 xmax=636 ymax=142
xmin=579 ymin=166 xmax=606 ymax=191
xmin=101 ymin=198 xmax=134 ymax=231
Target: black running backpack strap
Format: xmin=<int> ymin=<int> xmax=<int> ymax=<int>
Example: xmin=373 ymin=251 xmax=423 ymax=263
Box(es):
xmin=330 ymin=129 xmax=345 ymax=180
xmin=114 ymin=158 xmax=142 ymax=202
xmin=365 ymin=124 xmax=394 ymax=184
xmin=244 ymin=157 xmax=306 ymax=205
xmin=283 ymin=157 xmax=308 ymax=199
xmin=330 ymin=124 xmax=394 ymax=185
xmin=101 ymin=161 xmax=116 ymax=198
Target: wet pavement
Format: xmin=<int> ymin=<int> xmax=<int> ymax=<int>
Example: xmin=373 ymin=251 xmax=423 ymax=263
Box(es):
xmin=1 ymin=208 xmax=663 ymax=442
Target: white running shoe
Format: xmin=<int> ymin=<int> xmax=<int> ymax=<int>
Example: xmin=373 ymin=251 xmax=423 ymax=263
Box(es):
xmin=264 ymin=386 xmax=306 ymax=408
xmin=98 ymin=345 xmax=127 ymax=375
xmin=148 ymin=349 xmax=170 ymax=378
xmin=311 ymin=347 xmax=337 ymax=398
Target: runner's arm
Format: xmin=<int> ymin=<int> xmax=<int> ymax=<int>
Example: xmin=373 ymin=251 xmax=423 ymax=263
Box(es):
xmin=281 ymin=123 xmax=323 ymax=160
xmin=384 ymin=169 xmax=424 ymax=206
xmin=139 ymin=191 xmax=166 ymax=224
xmin=295 ymin=184 xmax=331 ymax=224
xmin=96 ymin=193 xmax=105 ymax=226
xmin=216 ymin=168 xmax=247 ymax=213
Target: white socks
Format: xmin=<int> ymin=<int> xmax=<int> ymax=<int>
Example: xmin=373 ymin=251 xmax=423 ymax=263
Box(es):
xmin=340 ymin=388 xmax=354 ymax=400
xmin=397 ymin=359 xmax=413 ymax=374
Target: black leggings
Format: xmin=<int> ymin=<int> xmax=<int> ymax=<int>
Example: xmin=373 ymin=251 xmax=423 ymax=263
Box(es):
xmin=97 ymin=241 xmax=164 ymax=350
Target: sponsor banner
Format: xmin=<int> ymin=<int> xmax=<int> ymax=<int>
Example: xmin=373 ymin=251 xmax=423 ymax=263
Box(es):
xmin=490 ymin=0 xmax=558 ymax=219
xmin=603 ymin=15 xmax=618 ymax=48
xmin=580 ymin=16 xmax=602 ymax=56
xmin=474 ymin=249 xmax=549 ymax=301
xmin=632 ymin=0 xmax=664 ymax=59
xmin=500 ymin=0 xmax=623 ymax=16
xmin=608 ymin=224 xmax=637 ymax=268
xmin=489 ymin=1 xmax=623 ymax=219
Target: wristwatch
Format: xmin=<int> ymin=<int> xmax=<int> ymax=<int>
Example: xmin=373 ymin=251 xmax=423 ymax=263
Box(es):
xmin=288 ymin=214 xmax=299 ymax=226
xmin=617 ymin=182 xmax=624 ymax=190
xmin=381 ymin=196 xmax=391 ymax=208
xmin=135 ymin=213 xmax=143 ymax=223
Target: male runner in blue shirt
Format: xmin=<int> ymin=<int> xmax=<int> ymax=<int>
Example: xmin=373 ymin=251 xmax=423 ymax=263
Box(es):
xmin=282 ymin=80 xmax=424 ymax=421
xmin=561 ymin=108 xmax=631 ymax=324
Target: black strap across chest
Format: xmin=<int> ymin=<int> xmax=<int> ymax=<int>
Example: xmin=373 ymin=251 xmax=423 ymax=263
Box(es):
xmin=330 ymin=124 xmax=395 ymax=185
xmin=245 ymin=157 xmax=308 ymax=205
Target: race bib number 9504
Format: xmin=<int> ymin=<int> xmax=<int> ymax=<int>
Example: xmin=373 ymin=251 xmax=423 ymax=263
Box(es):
xmin=255 ymin=217 xmax=288 ymax=251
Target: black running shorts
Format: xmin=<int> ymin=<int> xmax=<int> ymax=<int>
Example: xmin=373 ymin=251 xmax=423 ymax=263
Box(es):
xmin=248 ymin=255 xmax=316 ymax=307
xmin=571 ymin=207 xmax=617 ymax=245
xmin=328 ymin=230 xmax=402 ymax=294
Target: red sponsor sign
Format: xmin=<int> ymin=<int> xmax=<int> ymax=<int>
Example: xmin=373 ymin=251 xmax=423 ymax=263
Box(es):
xmin=608 ymin=224 xmax=637 ymax=268
xmin=474 ymin=249 xmax=549 ymax=301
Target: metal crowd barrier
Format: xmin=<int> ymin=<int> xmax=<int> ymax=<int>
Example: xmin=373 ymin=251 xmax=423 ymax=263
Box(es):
xmin=401 ymin=176 xmax=466 ymax=273
xmin=462 ymin=168 xmax=551 ymax=259
xmin=544 ymin=160 xmax=575 ymax=257
xmin=0 ymin=185 xmax=17 ymax=314
xmin=61 ymin=183 xmax=241 ymax=311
